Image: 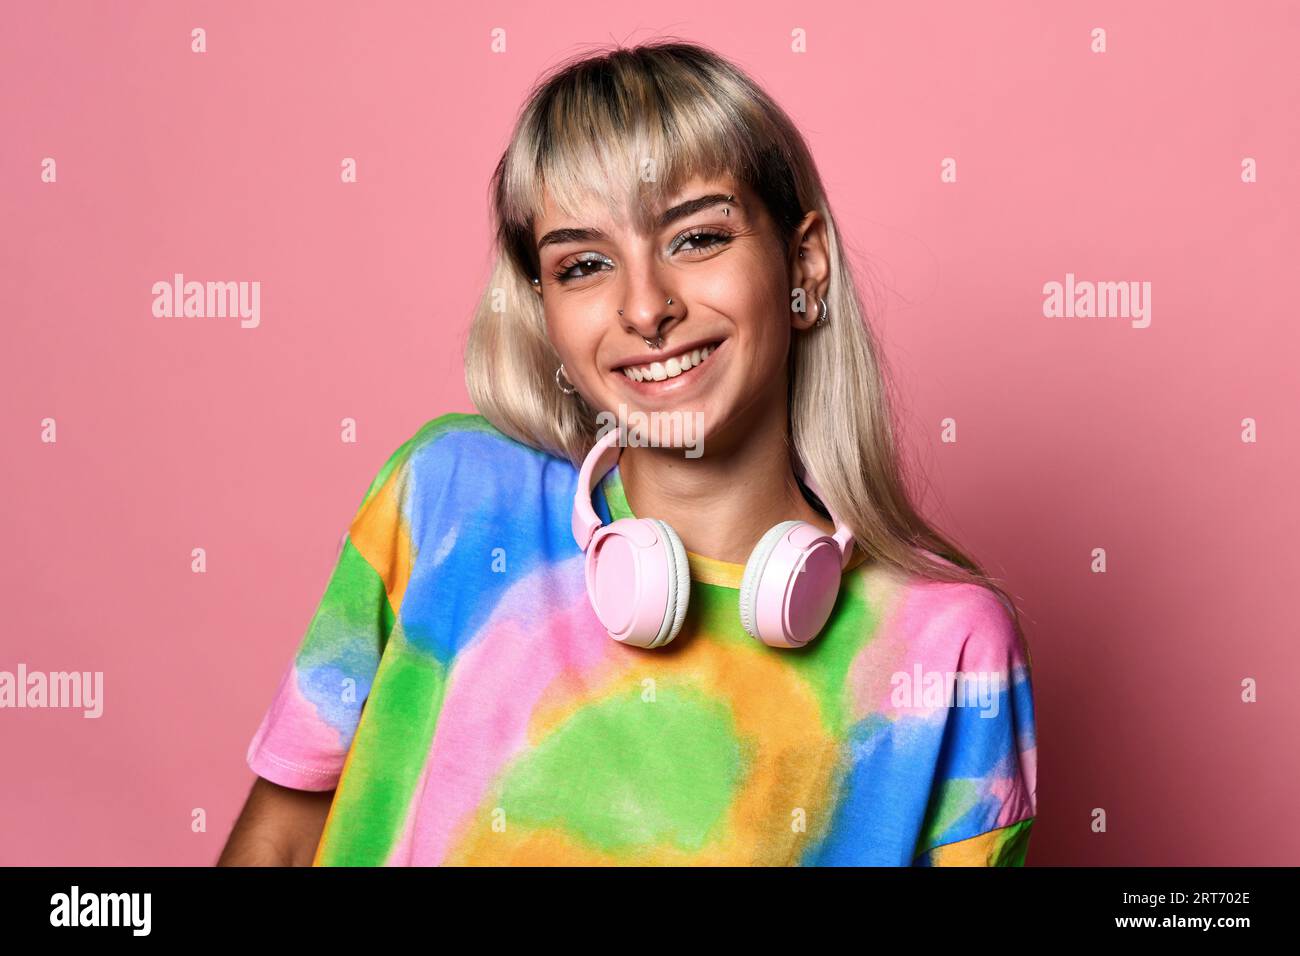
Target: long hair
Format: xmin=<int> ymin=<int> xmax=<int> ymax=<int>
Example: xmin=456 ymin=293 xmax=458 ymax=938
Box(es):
xmin=465 ymin=38 xmax=1026 ymax=641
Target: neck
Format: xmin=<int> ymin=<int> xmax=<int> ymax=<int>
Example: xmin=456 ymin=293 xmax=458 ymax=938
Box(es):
xmin=615 ymin=391 xmax=834 ymax=565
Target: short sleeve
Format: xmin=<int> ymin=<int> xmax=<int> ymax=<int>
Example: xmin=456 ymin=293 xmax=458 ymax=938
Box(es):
xmin=244 ymin=436 xmax=419 ymax=791
xmin=911 ymin=589 xmax=1038 ymax=866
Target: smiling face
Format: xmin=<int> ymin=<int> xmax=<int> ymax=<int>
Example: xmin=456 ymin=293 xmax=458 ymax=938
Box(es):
xmin=531 ymin=176 xmax=824 ymax=450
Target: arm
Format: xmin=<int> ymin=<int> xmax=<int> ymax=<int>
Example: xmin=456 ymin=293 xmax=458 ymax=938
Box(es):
xmin=911 ymin=588 xmax=1038 ymax=867
xmin=216 ymin=777 xmax=334 ymax=867
xmin=234 ymin=420 xmax=451 ymax=866
xmin=233 ymin=472 xmax=409 ymax=865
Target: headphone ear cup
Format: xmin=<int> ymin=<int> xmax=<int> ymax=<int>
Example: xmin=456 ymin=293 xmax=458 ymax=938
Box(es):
xmin=650 ymin=519 xmax=691 ymax=648
xmin=739 ymin=520 xmax=803 ymax=642
xmin=583 ymin=516 xmax=691 ymax=648
xmin=739 ymin=520 xmax=842 ymax=648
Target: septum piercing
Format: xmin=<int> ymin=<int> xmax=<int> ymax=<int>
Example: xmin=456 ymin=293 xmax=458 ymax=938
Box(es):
xmin=621 ymin=300 xmax=671 ymax=350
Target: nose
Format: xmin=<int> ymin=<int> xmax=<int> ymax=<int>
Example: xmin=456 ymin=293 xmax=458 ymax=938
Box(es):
xmin=618 ymin=262 xmax=680 ymax=344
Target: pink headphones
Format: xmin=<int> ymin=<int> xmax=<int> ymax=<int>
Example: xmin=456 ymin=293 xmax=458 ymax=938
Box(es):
xmin=571 ymin=425 xmax=856 ymax=649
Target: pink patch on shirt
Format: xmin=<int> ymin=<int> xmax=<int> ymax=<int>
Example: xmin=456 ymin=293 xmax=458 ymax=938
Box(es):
xmin=246 ymin=662 xmax=351 ymax=790
xmin=848 ymin=578 xmax=1009 ymax=722
xmin=385 ymin=555 xmax=618 ymax=865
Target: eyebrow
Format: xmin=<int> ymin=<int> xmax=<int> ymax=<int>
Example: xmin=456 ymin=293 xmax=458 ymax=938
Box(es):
xmin=535 ymin=193 xmax=740 ymax=251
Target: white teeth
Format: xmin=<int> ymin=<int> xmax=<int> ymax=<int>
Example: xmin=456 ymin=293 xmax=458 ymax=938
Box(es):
xmin=620 ymin=343 xmax=719 ymax=383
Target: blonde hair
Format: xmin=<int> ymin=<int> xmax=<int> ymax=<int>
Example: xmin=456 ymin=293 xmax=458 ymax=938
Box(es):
xmin=465 ymin=39 xmax=1027 ymax=642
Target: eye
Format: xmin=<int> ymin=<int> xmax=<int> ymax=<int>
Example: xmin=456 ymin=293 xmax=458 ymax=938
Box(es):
xmin=548 ymin=228 xmax=735 ymax=285
xmin=551 ymin=253 xmax=613 ymax=284
xmin=670 ymin=227 xmax=734 ymax=255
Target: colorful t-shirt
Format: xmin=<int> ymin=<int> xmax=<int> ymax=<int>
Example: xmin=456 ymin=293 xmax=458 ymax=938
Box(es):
xmin=246 ymin=412 xmax=1038 ymax=866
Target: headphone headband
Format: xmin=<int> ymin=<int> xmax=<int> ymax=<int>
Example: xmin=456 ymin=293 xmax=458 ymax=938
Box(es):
xmin=792 ymin=458 xmax=857 ymax=569
xmin=572 ymin=425 xmax=625 ymax=551
xmin=572 ymin=426 xmax=856 ymax=568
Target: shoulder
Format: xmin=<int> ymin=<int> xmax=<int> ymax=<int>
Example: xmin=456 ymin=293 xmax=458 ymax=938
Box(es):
xmin=393 ymin=412 xmax=543 ymax=470
xmin=374 ymin=412 xmax=569 ymax=493
xmin=360 ymin=412 xmax=580 ymax=548
xmin=850 ymin=551 xmax=1028 ymax=672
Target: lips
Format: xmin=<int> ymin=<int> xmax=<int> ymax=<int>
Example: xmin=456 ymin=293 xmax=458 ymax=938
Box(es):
xmin=612 ymin=335 xmax=724 ymax=373
xmin=607 ymin=338 xmax=729 ymax=400
xmin=618 ymin=342 xmax=720 ymax=383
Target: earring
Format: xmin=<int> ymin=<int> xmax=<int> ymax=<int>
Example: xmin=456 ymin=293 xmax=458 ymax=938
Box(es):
xmin=814 ymin=296 xmax=829 ymax=327
xmin=531 ymin=277 xmax=540 ymax=285
xmin=555 ymin=363 xmax=576 ymax=394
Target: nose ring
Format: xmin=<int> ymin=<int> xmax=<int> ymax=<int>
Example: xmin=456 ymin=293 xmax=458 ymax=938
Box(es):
xmin=617 ymin=297 xmax=672 ymax=318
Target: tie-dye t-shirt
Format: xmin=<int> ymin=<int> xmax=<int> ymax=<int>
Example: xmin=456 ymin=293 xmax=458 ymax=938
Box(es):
xmin=246 ymin=412 xmax=1038 ymax=866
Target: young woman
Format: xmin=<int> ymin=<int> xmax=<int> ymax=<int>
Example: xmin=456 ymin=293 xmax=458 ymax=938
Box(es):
xmin=221 ymin=39 xmax=1037 ymax=867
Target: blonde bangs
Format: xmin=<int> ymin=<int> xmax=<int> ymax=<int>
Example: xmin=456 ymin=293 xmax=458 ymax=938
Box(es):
xmin=493 ymin=44 xmax=802 ymax=285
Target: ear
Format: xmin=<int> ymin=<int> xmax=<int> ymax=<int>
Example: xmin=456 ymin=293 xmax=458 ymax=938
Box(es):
xmin=530 ymin=278 xmax=543 ymax=296
xmin=788 ymin=211 xmax=830 ymax=330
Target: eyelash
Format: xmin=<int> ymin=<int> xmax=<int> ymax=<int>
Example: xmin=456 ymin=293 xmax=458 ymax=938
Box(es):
xmin=549 ymin=228 xmax=735 ymax=284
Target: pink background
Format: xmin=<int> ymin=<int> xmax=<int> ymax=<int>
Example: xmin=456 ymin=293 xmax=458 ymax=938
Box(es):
xmin=2 ymin=1 xmax=1297 ymax=865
